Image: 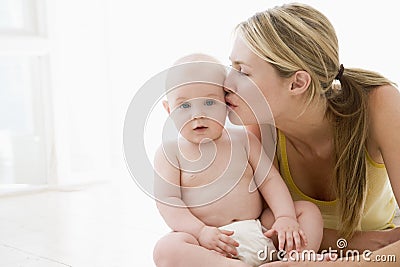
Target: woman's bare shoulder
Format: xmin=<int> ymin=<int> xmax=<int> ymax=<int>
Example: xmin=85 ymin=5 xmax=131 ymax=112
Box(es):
xmin=368 ymin=84 xmax=399 ymax=108
xmin=368 ymin=84 xmax=400 ymax=158
xmin=368 ymin=84 xmax=400 ymax=127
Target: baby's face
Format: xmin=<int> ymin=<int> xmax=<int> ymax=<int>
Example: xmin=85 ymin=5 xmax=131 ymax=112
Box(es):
xmin=167 ymin=83 xmax=227 ymax=144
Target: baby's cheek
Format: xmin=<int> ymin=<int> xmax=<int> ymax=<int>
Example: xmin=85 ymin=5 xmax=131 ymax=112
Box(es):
xmin=169 ymin=109 xmax=192 ymax=131
xmin=205 ymin=104 xmax=227 ymax=126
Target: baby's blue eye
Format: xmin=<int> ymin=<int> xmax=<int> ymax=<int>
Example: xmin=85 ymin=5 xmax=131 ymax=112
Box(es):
xmin=180 ymin=102 xmax=191 ymax=109
xmin=205 ymin=99 xmax=215 ymax=106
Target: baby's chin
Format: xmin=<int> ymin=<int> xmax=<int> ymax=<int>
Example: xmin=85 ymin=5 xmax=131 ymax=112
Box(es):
xmin=180 ymin=132 xmax=225 ymax=144
xmin=182 ymin=136 xmax=215 ymax=144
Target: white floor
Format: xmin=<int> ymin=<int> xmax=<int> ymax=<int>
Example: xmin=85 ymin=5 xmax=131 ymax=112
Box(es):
xmin=0 ymin=169 xmax=169 ymax=267
xmin=1 ymin=170 xmax=399 ymax=267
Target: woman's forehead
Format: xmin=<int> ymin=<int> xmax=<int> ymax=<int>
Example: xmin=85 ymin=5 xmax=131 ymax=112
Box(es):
xmin=230 ymin=36 xmax=261 ymax=67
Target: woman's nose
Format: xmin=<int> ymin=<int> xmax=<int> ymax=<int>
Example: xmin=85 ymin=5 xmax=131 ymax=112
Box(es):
xmin=223 ymin=68 xmax=237 ymax=94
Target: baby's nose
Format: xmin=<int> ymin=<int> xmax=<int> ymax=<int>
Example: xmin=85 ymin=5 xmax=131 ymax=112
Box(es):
xmin=191 ymin=110 xmax=207 ymax=120
xmin=191 ymin=105 xmax=206 ymax=119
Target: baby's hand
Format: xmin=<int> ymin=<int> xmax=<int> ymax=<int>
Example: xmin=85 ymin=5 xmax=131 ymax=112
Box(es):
xmin=198 ymin=225 xmax=239 ymax=257
xmin=264 ymin=216 xmax=308 ymax=252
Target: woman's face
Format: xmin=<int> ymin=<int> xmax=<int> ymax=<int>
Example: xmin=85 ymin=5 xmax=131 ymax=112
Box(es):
xmin=224 ymin=36 xmax=292 ymax=125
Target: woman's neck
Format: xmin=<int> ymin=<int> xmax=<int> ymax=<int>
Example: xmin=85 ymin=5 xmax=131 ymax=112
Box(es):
xmin=276 ymin=102 xmax=333 ymax=157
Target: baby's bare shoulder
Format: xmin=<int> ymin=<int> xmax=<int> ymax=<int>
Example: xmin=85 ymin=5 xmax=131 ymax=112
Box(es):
xmin=154 ymin=139 xmax=179 ymax=161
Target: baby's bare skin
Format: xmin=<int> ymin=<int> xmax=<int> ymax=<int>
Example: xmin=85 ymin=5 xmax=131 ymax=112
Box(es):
xmin=154 ymin=54 xmax=322 ymax=262
xmin=175 ymin=128 xmax=264 ymax=227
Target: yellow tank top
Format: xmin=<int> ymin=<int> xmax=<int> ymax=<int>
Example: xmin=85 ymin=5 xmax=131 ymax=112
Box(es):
xmin=276 ymin=130 xmax=396 ymax=231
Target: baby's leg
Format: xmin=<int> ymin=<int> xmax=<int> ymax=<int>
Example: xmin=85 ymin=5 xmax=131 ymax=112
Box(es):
xmin=153 ymin=232 xmax=250 ymax=267
xmin=260 ymin=200 xmax=323 ymax=252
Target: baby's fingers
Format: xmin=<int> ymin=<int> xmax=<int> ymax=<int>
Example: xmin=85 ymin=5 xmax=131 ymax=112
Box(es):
xmin=219 ymin=233 xmax=239 ymax=247
xmin=278 ymin=231 xmax=286 ymax=251
xmin=292 ymin=231 xmax=302 ymax=251
xmin=217 ymin=240 xmax=238 ymax=256
xmin=299 ymin=229 xmax=308 ymax=246
xmin=285 ymin=231 xmax=294 ymax=252
xmin=220 ymin=229 xmax=234 ymax=236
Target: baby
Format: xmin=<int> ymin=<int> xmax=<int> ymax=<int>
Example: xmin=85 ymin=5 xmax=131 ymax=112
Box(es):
xmin=154 ymin=53 xmax=323 ymax=266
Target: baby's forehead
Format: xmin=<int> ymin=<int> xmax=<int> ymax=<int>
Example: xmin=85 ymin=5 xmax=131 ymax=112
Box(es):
xmin=165 ymin=61 xmax=226 ymax=95
xmin=167 ymin=82 xmax=224 ymax=100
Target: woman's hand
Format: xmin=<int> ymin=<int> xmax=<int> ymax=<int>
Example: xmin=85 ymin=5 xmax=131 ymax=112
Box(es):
xmin=265 ymin=216 xmax=308 ymax=252
xmin=197 ymin=225 xmax=239 ymax=257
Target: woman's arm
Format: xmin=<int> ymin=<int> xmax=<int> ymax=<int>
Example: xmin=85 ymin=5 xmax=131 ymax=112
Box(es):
xmin=369 ymin=85 xmax=400 ymax=212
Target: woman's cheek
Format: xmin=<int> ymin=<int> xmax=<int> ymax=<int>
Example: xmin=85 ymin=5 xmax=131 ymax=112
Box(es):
xmin=236 ymin=83 xmax=274 ymax=125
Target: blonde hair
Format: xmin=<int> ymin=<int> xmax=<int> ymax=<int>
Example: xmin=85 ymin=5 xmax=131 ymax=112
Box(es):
xmin=237 ymin=3 xmax=394 ymax=238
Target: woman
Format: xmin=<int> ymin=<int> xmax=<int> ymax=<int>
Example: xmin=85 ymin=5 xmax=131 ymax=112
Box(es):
xmin=153 ymin=3 xmax=400 ymax=266
xmin=226 ymin=1 xmax=400 ymax=264
xmin=224 ymin=2 xmax=400 ymax=251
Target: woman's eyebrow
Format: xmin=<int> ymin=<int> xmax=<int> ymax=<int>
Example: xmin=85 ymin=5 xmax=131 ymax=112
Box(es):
xmin=229 ymin=56 xmax=250 ymax=67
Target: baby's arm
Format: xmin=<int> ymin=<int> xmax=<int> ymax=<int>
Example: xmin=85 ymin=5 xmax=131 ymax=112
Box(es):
xmin=246 ymin=132 xmax=307 ymax=251
xmin=153 ymin=144 xmax=239 ymax=256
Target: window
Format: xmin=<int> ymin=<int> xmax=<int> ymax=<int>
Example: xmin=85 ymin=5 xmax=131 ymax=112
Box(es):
xmin=0 ymin=0 xmax=50 ymax=185
xmin=0 ymin=0 xmax=38 ymax=34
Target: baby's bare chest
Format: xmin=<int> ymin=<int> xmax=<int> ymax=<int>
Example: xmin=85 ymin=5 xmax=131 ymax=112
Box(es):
xmin=178 ymin=142 xmax=250 ymax=187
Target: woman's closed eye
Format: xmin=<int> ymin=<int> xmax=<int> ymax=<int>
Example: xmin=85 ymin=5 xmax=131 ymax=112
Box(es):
xmin=230 ymin=64 xmax=248 ymax=76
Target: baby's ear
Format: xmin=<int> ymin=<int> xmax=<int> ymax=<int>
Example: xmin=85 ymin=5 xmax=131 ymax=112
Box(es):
xmin=162 ymin=100 xmax=171 ymax=114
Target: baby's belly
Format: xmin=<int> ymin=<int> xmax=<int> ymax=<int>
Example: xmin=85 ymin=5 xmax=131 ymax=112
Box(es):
xmin=187 ymin=177 xmax=264 ymax=227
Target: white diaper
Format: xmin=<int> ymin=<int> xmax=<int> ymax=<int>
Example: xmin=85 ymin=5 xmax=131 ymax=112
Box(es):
xmin=219 ymin=219 xmax=276 ymax=266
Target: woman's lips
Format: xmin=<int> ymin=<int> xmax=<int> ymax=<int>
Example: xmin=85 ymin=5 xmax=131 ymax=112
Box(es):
xmin=225 ymin=98 xmax=238 ymax=109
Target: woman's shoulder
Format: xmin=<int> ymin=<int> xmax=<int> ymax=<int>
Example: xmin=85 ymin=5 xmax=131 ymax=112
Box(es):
xmin=367 ymin=84 xmax=400 ymax=159
xmin=368 ymin=84 xmax=400 ymax=122
xmin=368 ymin=84 xmax=399 ymax=105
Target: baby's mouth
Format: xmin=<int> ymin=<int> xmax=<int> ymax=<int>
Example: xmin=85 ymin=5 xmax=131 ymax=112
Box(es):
xmin=193 ymin=126 xmax=208 ymax=131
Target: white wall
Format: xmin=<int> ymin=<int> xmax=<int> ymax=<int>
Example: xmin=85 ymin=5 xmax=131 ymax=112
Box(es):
xmin=108 ymin=0 xmax=399 ymax=165
xmin=44 ymin=0 xmax=399 ymax=184
xmin=47 ymin=0 xmax=111 ymax=184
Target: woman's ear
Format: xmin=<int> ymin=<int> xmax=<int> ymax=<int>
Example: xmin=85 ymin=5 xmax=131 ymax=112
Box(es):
xmin=162 ymin=100 xmax=171 ymax=114
xmin=289 ymin=71 xmax=311 ymax=95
